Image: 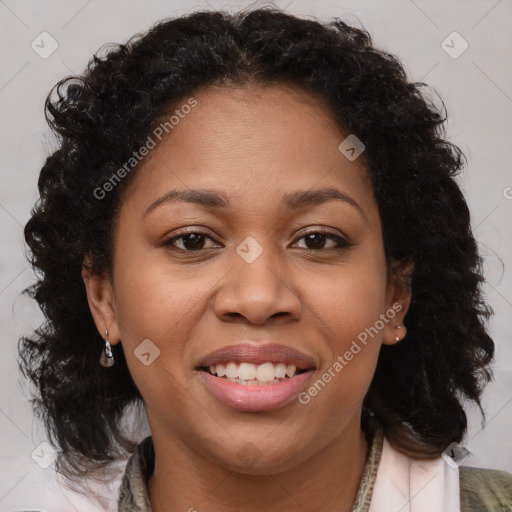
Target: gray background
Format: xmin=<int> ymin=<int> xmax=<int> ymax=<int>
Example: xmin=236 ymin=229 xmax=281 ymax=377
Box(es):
xmin=1 ymin=0 xmax=511 ymax=510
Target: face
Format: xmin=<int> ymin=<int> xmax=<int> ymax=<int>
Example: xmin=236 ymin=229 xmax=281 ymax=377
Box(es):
xmin=84 ymin=83 xmax=411 ymax=474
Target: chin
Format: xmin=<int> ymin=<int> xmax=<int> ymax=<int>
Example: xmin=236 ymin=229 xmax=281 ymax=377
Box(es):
xmin=210 ymin=444 xmax=308 ymax=476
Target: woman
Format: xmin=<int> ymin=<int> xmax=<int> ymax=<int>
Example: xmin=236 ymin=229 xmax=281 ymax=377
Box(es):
xmin=18 ymin=7 xmax=512 ymax=511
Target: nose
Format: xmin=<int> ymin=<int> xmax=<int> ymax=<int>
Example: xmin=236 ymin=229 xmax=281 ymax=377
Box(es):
xmin=212 ymin=241 xmax=302 ymax=325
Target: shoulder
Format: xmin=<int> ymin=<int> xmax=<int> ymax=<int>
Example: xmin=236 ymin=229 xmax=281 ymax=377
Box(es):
xmin=459 ymin=465 xmax=512 ymax=512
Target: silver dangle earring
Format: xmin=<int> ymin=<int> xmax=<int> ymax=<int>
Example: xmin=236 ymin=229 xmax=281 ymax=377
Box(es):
xmin=100 ymin=329 xmax=115 ymax=367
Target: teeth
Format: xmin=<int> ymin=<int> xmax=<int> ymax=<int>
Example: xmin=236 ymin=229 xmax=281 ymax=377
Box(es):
xmin=239 ymin=362 xmax=257 ymax=380
xmin=208 ymin=361 xmax=299 ymax=380
xmin=225 ymin=362 xmax=238 ymax=379
xmin=275 ymin=364 xmax=287 ymax=379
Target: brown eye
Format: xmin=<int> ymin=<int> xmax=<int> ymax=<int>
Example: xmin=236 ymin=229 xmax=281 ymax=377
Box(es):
xmin=163 ymin=232 xmax=217 ymax=251
xmin=162 ymin=229 xmax=355 ymax=252
xmin=293 ymin=230 xmax=354 ymax=251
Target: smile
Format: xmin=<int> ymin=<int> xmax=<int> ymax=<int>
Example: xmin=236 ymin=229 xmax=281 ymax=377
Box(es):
xmin=198 ymin=366 xmax=315 ymax=412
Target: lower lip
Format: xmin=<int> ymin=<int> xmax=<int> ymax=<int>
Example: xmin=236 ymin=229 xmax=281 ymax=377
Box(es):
xmin=198 ymin=370 xmax=314 ymax=412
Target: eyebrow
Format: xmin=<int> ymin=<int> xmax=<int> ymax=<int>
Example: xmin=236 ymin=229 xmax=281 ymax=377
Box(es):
xmin=143 ymin=187 xmax=367 ymax=221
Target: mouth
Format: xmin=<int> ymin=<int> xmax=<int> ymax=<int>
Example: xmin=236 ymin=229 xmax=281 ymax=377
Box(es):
xmin=194 ymin=342 xmax=317 ymax=411
xmin=196 ymin=361 xmax=312 ymax=385
xmin=195 ymin=342 xmax=316 ymax=375
xmin=195 ymin=361 xmax=315 ymax=412
xmin=196 ymin=365 xmax=315 ymax=412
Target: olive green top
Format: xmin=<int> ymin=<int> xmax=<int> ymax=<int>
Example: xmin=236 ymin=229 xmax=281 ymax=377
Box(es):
xmin=117 ymin=428 xmax=512 ymax=511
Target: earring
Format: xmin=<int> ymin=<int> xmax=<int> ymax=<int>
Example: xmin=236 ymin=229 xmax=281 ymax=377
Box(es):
xmin=395 ymin=325 xmax=403 ymax=342
xmin=100 ymin=329 xmax=115 ymax=367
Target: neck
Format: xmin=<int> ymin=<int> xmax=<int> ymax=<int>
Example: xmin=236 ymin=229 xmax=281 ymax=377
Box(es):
xmin=147 ymin=414 xmax=370 ymax=512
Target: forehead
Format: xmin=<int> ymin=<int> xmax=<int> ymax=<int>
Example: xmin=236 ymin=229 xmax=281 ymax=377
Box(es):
xmin=120 ymin=83 xmax=377 ymax=223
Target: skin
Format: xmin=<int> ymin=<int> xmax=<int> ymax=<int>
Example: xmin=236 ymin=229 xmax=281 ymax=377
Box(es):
xmin=83 ymin=83 xmax=412 ymax=512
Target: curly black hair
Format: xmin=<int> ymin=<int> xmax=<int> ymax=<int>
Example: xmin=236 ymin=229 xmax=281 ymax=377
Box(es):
xmin=18 ymin=5 xmax=495 ymax=502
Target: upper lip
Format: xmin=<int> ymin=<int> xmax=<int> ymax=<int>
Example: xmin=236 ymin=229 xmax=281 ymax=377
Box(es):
xmin=195 ymin=343 xmax=316 ymax=370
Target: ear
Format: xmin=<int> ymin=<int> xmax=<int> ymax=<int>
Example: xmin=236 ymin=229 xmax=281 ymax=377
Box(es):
xmin=81 ymin=254 xmax=121 ymax=345
xmin=382 ymin=259 xmax=414 ymax=346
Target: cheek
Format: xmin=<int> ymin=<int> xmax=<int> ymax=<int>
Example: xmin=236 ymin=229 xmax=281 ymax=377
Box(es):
xmin=299 ymin=256 xmax=386 ymax=403
xmin=111 ymin=241 xmax=226 ymax=405
xmin=109 ymin=242 xmax=194 ymax=389
xmin=308 ymin=256 xmax=387 ymax=346
xmin=112 ymin=239 xmax=202 ymax=340
xmin=111 ymin=261 xmax=197 ymax=420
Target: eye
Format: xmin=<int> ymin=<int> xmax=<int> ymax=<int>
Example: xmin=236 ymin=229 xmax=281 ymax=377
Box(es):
xmin=162 ymin=228 xmax=355 ymax=252
xmin=162 ymin=231 xmax=218 ymax=251
xmin=292 ymin=229 xmax=355 ymax=251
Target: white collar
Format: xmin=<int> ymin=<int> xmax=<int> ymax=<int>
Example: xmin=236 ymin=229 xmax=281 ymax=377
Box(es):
xmin=369 ymin=435 xmax=460 ymax=512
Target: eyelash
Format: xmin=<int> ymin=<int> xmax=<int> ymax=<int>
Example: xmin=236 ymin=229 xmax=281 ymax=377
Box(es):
xmin=162 ymin=228 xmax=355 ymax=252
